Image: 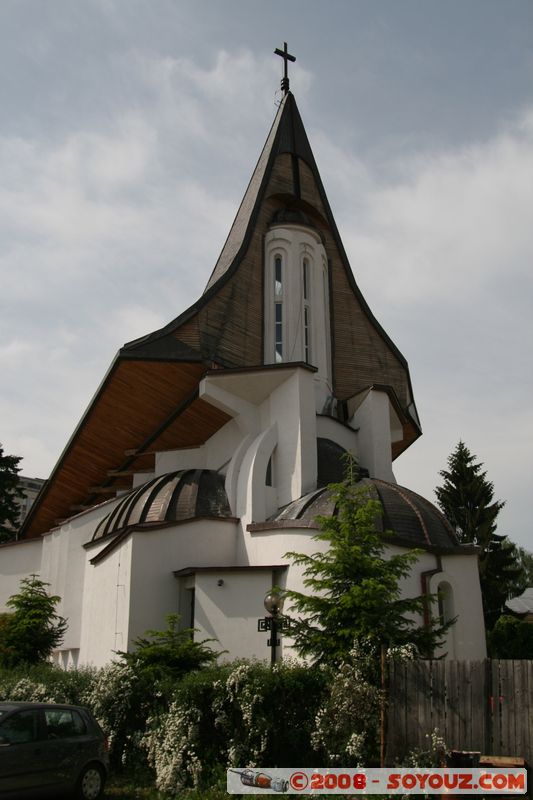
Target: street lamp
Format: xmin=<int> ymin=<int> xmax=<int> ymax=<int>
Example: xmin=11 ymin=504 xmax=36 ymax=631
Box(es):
xmin=257 ymin=590 xmax=289 ymax=666
xmin=264 ymin=590 xmax=285 ymax=617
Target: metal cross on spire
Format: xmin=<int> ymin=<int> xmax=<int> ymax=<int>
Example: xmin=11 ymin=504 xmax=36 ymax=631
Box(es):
xmin=274 ymin=42 xmax=296 ymax=95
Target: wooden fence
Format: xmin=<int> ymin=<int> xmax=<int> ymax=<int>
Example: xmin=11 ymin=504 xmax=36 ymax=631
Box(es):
xmin=387 ymin=660 xmax=533 ymax=765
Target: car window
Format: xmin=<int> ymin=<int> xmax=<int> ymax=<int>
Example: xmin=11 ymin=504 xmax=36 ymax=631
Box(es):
xmin=44 ymin=708 xmax=87 ymax=739
xmin=0 ymin=710 xmax=40 ymax=744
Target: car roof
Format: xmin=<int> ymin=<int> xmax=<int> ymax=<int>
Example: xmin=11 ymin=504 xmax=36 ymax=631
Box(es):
xmin=0 ymin=701 xmax=89 ymax=712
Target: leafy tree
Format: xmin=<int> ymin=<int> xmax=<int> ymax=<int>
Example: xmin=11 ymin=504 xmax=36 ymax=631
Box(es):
xmin=119 ymin=613 xmax=220 ymax=686
xmin=0 ymin=575 xmax=67 ymax=667
xmin=0 ymin=443 xmax=25 ymax=543
xmin=435 ymin=441 xmax=523 ymax=630
xmin=283 ymin=472 xmax=449 ymax=666
xmin=482 ymin=538 xmax=526 ymax=629
xmin=515 ymin=547 xmax=533 ymax=590
xmin=489 ymin=615 xmax=533 ymax=659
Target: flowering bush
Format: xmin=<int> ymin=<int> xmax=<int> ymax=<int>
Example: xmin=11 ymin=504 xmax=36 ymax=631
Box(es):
xmin=311 ymin=644 xmax=381 ymax=766
xmin=405 ymin=728 xmax=447 ymax=768
xmin=142 ymin=660 xmax=327 ymax=792
xmin=0 ymin=663 xmax=95 ymax=705
xmin=1 ymin=657 xmax=398 ymax=793
xmin=143 ymin=701 xmax=203 ymax=792
xmin=84 ymin=660 xmax=148 ymax=769
xmin=312 ymin=640 xmax=417 ymax=768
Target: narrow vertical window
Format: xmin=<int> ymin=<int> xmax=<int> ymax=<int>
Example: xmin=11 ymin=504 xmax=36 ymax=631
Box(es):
xmin=265 ymin=456 xmax=273 ymax=486
xmin=303 ymin=258 xmax=311 ymax=363
xmin=303 ymin=258 xmax=309 ymax=300
xmin=304 ymin=306 xmax=311 ymax=363
xmin=275 ymin=302 xmax=283 ymax=362
xmin=274 ymin=255 xmax=283 ymax=362
xmin=275 ymin=256 xmax=282 ymax=296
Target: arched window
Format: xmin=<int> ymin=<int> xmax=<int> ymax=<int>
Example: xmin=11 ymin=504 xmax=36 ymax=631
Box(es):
xmin=438 ymin=581 xmax=455 ymax=626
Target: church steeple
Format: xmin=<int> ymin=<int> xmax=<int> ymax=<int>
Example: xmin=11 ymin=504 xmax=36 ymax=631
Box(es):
xmin=203 ymin=90 xmax=316 ymax=293
xmin=20 ymin=63 xmax=421 ymax=539
xmin=125 ymin=82 xmax=421 ymax=452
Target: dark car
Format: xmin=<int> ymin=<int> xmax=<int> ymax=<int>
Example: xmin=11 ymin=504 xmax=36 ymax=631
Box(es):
xmin=0 ymin=702 xmax=109 ymax=800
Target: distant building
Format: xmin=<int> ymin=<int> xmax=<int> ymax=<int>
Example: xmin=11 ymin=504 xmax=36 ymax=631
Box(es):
xmin=15 ymin=476 xmax=46 ymax=529
xmin=506 ymin=588 xmax=533 ymax=623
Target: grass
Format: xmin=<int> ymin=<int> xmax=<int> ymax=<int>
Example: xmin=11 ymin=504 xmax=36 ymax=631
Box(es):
xmin=105 ymin=777 xmax=396 ymax=800
xmin=105 ymin=775 xmax=232 ymax=800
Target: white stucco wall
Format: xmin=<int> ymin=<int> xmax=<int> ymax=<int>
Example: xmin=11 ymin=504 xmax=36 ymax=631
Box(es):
xmin=350 ymin=390 xmax=396 ymax=481
xmin=79 ymin=536 xmax=133 ymax=666
xmin=432 ymin=553 xmax=486 ymax=660
xmin=156 ymin=447 xmax=205 ymax=476
xmin=192 ymin=569 xmax=278 ymax=662
xmin=127 ymin=519 xmax=238 ymax=649
xmin=39 ymin=500 xmax=117 ymax=651
xmin=0 ymin=498 xmax=122 ymax=665
xmin=202 ymin=366 xmax=318 ymax=539
xmin=0 ymin=538 xmax=43 ymax=607
xmin=0 ymin=354 xmax=486 ymax=668
xmin=271 ymin=369 xmax=317 ymax=506
xmin=155 ymin=420 xmax=244 ymax=480
xmin=316 ymin=415 xmax=358 ymax=457
xmin=245 ymin=529 xmax=486 ymax=661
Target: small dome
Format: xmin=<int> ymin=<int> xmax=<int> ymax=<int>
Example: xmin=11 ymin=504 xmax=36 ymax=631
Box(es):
xmin=270 ymin=477 xmax=461 ymax=553
xmin=93 ymin=469 xmax=232 ymax=541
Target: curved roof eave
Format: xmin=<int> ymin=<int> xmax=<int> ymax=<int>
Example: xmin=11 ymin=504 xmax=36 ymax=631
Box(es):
xmin=19 ymin=351 xmax=123 ymax=537
xmin=19 ymin=349 xmax=210 ymax=538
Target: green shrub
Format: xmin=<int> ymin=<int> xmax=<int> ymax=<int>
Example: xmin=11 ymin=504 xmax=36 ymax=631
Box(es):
xmin=142 ymin=660 xmax=328 ymax=793
xmin=119 ymin=613 xmax=220 ymax=685
xmin=84 ymin=661 xmax=151 ymax=771
xmin=0 ymin=576 xmax=67 ymax=667
xmin=0 ymin=657 xmax=370 ymax=795
xmin=0 ymin=662 xmax=95 ymax=704
xmin=489 ymin=614 xmax=533 ymax=658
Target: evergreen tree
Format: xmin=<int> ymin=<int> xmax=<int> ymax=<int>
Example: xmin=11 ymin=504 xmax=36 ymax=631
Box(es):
xmin=119 ymin=613 xmax=220 ymax=685
xmin=0 ymin=575 xmax=67 ymax=667
xmin=283 ymin=469 xmax=449 ymax=666
xmin=435 ymin=441 xmax=523 ymax=630
xmin=0 ymin=443 xmax=25 ymax=543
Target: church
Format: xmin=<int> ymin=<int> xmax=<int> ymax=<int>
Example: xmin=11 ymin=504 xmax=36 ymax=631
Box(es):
xmin=0 ymin=49 xmax=486 ymax=667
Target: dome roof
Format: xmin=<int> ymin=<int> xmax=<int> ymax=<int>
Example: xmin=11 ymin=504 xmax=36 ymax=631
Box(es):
xmin=93 ymin=469 xmax=232 ymax=541
xmin=268 ymin=477 xmax=462 ymax=553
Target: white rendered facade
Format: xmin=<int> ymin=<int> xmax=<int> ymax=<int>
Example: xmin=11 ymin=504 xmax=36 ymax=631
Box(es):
xmin=0 ymin=358 xmax=487 ymax=666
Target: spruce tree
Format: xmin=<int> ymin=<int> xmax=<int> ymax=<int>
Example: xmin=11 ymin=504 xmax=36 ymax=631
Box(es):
xmin=0 ymin=443 xmax=25 ymax=543
xmin=0 ymin=575 xmax=67 ymax=666
xmin=435 ymin=441 xmax=523 ymax=630
xmin=283 ymin=469 xmax=449 ymax=666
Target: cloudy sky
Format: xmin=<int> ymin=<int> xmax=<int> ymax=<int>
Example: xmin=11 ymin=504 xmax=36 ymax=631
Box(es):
xmin=1 ymin=0 xmax=531 ymax=550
